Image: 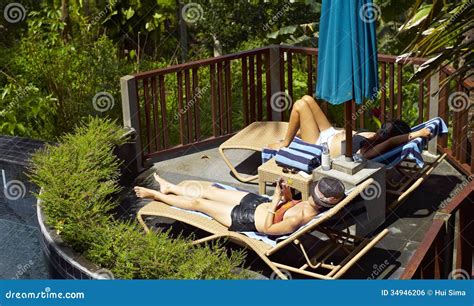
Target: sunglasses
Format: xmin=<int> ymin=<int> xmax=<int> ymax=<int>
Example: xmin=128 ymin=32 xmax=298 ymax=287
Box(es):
xmin=282 ymin=167 xmax=298 ymax=174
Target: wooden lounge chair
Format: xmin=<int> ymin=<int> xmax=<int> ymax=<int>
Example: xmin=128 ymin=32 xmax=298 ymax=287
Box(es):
xmin=218 ymin=121 xmax=289 ymax=182
xmin=137 ymin=178 xmax=389 ymax=279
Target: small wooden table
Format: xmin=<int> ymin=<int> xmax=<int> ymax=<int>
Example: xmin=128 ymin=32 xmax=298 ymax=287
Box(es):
xmin=257 ymin=158 xmax=313 ymax=199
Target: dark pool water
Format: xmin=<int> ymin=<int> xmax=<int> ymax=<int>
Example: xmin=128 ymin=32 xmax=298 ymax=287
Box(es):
xmin=0 ymin=159 xmax=51 ymax=279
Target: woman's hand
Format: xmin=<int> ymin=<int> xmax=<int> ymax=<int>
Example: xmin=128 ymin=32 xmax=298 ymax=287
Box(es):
xmin=411 ymin=128 xmax=431 ymax=140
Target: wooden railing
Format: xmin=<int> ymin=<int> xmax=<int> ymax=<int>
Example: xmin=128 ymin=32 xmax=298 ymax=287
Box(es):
xmin=401 ymin=180 xmax=473 ymax=279
xmin=120 ymin=45 xmax=473 ymax=174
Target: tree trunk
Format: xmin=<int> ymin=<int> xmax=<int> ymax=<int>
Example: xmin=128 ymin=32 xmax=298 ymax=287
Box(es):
xmin=177 ymin=0 xmax=188 ymax=63
xmin=61 ymin=0 xmax=71 ymax=42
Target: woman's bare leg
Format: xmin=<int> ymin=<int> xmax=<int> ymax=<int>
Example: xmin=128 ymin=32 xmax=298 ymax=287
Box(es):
xmin=268 ymin=98 xmax=320 ymax=149
xmin=153 ymin=173 xmax=248 ymax=205
xmin=134 ymin=187 xmax=234 ymax=227
xmin=301 ymin=95 xmax=332 ymax=131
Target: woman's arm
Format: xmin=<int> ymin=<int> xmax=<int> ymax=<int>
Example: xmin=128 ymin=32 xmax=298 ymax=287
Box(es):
xmin=361 ymin=128 xmax=431 ymax=159
xmin=262 ymin=216 xmax=302 ymax=236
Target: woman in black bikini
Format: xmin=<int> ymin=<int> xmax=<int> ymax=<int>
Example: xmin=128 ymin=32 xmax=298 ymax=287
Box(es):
xmin=267 ymin=95 xmax=432 ymax=159
xmin=134 ymin=174 xmax=345 ymax=236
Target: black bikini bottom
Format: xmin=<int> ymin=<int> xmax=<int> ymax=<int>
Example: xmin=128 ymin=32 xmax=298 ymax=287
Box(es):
xmin=229 ymin=193 xmax=269 ymax=232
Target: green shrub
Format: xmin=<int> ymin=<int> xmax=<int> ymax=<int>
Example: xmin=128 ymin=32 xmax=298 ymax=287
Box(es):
xmin=29 ymin=117 xmax=247 ymax=279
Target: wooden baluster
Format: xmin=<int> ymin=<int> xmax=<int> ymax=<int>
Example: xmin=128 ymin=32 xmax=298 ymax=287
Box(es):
xmin=418 ymin=78 xmax=424 ymax=124
xmin=158 ymin=75 xmax=169 ymax=148
xmin=151 ymin=76 xmax=161 ymax=150
xmin=210 ymin=64 xmax=218 ymax=137
xmin=256 ymin=54 xmax=263 ymax=121
xmin=438 ymin=72 xmax=448 ymax=148
xmin=249 ymin=55 xmax=256 ymax=122
xmin=225 ymin=61 xmax=232 ymax=132
xmin=287 ymin=51 xmax=293 ymax=101
xmin=241 ymin=57 xmax=249 ymax=125
xmin=143 ymin=78 xmax=152 ymax=154
xmin=217 ymin=62 xmax=225 ymax=135
xmin=279 ymin=50 xmax=285 ymax=121
xmin=184 ymin=69 xmax=193 ymax=142
xmin=389 ymin=63 xmax=395 ymax=121
xmin=397 ymin=63 xmax=403 ymax=119
xmin=307 ymin=54 xmax=313 ymax=97
xmin=459 ymin=84 xmax=468 ymax=164
xmin=380 ymin=62 xmax=386 ymax=123
xmin=177 ymin=71 xmax=186 ymax=145
xmin=265 ymin=51 xmax=272 ymax=121
xmin=192 ymin=68 xmax=200 ymax=141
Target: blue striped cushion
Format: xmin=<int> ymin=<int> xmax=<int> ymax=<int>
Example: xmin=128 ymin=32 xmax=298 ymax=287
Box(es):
xmin=275 ymin=147 xmax=321 ymax=173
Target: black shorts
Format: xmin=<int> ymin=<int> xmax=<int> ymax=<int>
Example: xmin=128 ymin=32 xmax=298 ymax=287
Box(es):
xmin=229 ymin=193 xmax=269 ymax=232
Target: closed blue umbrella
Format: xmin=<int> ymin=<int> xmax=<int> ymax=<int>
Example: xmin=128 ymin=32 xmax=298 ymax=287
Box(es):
xmin=316 ymin=0 xmax=379 ymax=159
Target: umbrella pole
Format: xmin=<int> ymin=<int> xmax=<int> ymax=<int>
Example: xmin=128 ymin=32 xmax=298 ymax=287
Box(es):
xmin=344 ymin=101 xmax=353 ymax=160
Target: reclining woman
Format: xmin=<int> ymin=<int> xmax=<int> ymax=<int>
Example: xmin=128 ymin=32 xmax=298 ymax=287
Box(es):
xmin=268 ymin=95 xmax=432 ymax=158
xmin=134 ymin=175 xmax=345 ymax=236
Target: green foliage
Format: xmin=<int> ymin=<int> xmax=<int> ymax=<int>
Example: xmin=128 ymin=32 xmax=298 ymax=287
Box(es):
xmin=0 ymin=82 xmax=57 ymax=139
xmin=28 ymin=118 xmax=247 ymax=279
xmin=399 ymin=0 xmax=473 ymax=84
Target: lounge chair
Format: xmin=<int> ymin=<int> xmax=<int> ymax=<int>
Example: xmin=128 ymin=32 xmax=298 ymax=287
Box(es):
xmin=219 ymin=121 xmax=289 ymax=182
xmin=223 ymin=117 xmax=448 ymax=209
xmin=137 ymin=178 xmax=389 ymax=279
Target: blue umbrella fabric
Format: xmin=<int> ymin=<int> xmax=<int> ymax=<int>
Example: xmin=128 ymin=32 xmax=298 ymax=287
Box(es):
xmin=316 ymin=0 xmax=379 ymax=105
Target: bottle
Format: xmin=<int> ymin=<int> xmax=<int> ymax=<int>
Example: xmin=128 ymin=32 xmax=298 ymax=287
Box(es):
xmin=321 ymin=142 xmax=331 ymax=171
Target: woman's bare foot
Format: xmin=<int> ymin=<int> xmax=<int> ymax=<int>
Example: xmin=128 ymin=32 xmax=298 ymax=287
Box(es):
xmin=134 ymin=186 xmax=160 ymax=199
xmin=267 ymin=140 xmax=288 ymax=150
xmin=153 ymin=173 xmax=173 ymax=194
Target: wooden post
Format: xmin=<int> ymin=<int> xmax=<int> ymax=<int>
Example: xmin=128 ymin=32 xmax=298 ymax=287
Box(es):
xmin=428 ymin=72 xmax=440 ymax=155
xmin=268 ymin=45 xmax=283 ymax=121
xmin=121 ymin=75 xmax=143 ymax=173
xmin=345 ymin=101 xmax=353 ymax=160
